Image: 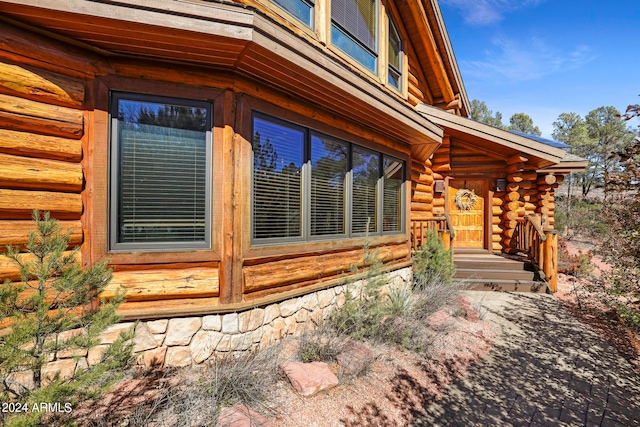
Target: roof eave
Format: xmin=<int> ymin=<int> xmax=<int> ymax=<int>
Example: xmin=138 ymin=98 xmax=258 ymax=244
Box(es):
xmin=416 ymin=103 xmax=566 ymax=164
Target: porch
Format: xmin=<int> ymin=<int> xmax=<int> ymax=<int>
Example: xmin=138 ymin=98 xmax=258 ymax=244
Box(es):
xmin=411 ymin=215 xmax=558 ymax=292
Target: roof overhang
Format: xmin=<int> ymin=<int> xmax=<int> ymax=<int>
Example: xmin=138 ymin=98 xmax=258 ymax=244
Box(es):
xmin=0 ymin=0 xmax=443 ymax=160
xmin=416 ymin=102 xmax=567 ymax=168
xmin=538 ymin=154 xmax=589 ymax=174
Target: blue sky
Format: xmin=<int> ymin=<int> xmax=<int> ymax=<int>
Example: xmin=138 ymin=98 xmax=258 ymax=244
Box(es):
xmin=439 ymin=0 xmax=640 ymax=137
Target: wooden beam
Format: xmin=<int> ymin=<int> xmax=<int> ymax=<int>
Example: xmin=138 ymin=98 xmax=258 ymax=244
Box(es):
xmin=0 ymin=220 xmax=82 ymax=249
xmin=0 ymin=129 xmax=82 ymax=161
xmin=0 ymin=153 xmax=82 ymax=192
xmin=507 ymin=154 xmax=529 ymax=165
xmin=0 ymin=60 xmax=85 ymax=107
xmin=243 ymin=244 xmax=408 ymax=293
xmin=0 ymin=93 xmax=83 ymax=139
xmin=0 ymin=189 xmax=82 ymax=219
xmin=0 ymin=250 xmax=81 ymax=282
xmin=102 ymin=268 xmax=219 ymax=302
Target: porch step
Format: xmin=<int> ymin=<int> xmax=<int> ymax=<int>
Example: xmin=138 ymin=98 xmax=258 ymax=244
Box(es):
xmin=453 ymin=253 xmax=548 ymax=293
xmin=463 ymin=279 xmax=548 ymax=293
xmin=455 ymin=268 xmax=536 ymax=281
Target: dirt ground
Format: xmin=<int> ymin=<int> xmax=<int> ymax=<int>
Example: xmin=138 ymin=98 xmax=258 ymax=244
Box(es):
xmin=555 ymin=239 xmax=640 ymax=373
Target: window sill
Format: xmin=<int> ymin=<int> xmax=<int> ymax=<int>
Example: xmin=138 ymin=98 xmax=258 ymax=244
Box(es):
xmin=99 ymin=249 xmax=221 ymax=266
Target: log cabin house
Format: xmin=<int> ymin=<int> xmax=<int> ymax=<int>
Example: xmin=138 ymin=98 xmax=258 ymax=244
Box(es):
xmin=0 ymin=0 xmax=586 ymax=365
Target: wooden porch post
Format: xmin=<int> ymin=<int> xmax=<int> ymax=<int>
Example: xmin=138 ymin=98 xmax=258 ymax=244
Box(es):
xmin=543 ymin=230 xmax=558 ymax=292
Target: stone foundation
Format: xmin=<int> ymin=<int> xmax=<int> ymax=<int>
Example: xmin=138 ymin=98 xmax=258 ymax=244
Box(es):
xmin=13 ymin=267 xmax=411 ymax=386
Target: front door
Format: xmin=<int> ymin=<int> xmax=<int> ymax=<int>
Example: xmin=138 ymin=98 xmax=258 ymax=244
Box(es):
xmin=447 ymin=179 xmax=486 ymax=249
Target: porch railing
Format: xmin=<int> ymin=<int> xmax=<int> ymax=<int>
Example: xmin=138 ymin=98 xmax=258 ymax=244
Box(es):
xmin=410 ymin=215 xmax=455 ymax=251
xmin=513 ymin=215 xmax=558 ymax=291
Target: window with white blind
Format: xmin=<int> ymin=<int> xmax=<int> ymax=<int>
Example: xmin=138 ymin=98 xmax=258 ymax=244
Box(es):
xmin=251 ymin=113 xmax=404 ymax=244
xmin=109 ymin=93 xmax=212 ymax=251
xmin=272 ymin=0 xmax=315 ymax=28
xmin=252 ymin=115 xmax=304 ymax=241
xmin=331 ymin=0 xmax=378 ymax=72
xmin=352 ymin=146 xmax=379 ymax=234
xmin=383 ymin=155 xmax=403 ymax=232
xmin=310 ymin=134 xmax=348 ymax=236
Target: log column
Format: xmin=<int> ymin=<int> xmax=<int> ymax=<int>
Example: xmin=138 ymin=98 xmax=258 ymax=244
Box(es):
xmin=536 ymin=173 xmax=557 ymax=229
xmin=491 ymin=193 xmax=505 ymax=252
xmin=502 ymin=155 xmax=527 ymax=252
xmin=519 ymin=166 xmax=539 ymax=218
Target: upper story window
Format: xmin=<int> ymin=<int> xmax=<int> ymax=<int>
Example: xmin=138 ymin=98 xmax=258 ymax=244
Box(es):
xmin=109 ymin=92 xmax=212 ymax=251
xmin=331 ymin=0 xmax=378 ymax=72
xmin=387 ymin=16 xmax=402 ymax=90
xmin=273 ymin=0 xmax=315 ymax=28
xmin=251 ymin=112 xmax=404 ymax=245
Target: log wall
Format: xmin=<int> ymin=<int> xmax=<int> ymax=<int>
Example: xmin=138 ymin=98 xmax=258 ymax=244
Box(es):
xmin=0 ymin=57 xmax=86 ymax=259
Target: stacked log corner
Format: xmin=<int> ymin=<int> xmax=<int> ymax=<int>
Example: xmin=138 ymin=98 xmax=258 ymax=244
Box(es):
xmin=536 ymin=174 xmax=562 ymax=230
xmin=502 ymin=155 xmax=532 ymax=253
xmin=0 ymin=56 xmax=86 ymax=286
xmin=410 ymin=158 xmax=435 ymax=221
xmin=491 ymin=192 xmax=505 ymax=252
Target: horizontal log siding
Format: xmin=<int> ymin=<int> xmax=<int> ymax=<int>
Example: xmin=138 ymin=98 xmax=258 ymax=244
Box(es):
xmin=243 ymin=243 xmax=410 ymax=294
xmin=0 ymin=55 xmax=87 ymax=299
xmin=102 ymin=268 xmax=220 ymax=302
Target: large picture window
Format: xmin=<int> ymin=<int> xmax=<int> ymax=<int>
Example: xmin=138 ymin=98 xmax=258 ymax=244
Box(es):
xmin=251 ymin=113 xmax=404 ymax=244
xmin=109 ymin=93 xmax=212 ymax=251
xmin=331 ymin=0 xmax=378 ymax=72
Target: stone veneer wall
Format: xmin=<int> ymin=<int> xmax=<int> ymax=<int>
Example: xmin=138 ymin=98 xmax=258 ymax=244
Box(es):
xmin=27 ymin=267 xmax=411 ymax=384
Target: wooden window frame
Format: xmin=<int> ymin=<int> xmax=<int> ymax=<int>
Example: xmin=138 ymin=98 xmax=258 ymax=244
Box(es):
xmin=87 ymin=77 xmax=224 ymax=266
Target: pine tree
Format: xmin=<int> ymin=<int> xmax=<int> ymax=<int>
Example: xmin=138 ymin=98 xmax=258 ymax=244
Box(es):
xmin=0 ymin=211 xmax=134 ymax=426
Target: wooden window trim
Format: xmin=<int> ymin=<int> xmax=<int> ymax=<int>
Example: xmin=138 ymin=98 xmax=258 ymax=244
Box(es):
xmin=86 ymin=76 xmax=224 ymax=267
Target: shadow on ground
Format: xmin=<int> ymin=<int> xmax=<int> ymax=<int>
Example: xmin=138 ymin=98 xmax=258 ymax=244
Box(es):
xmin=410 ymin=292 xmax=640 ymax=427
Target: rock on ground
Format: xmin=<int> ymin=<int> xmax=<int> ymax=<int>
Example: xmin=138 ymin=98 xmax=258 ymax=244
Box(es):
xmin=279 ymin=361 xmax=339 ymax=397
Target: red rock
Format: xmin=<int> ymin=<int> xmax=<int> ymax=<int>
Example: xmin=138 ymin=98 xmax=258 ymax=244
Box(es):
xmin=336 ymin=340 xmax=374 ymax=374
xmin=216 ymin=405 xmax=273 ymax=427
xmin=453 ymin=295 xmax=480 ymax=322
xmin=453 ymin=295 xmax=472 ymax=307
xmin=279 ymin=361 xmax=339 ymax=397
xmin=427 ymin=309 xmax=452 ymax=330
